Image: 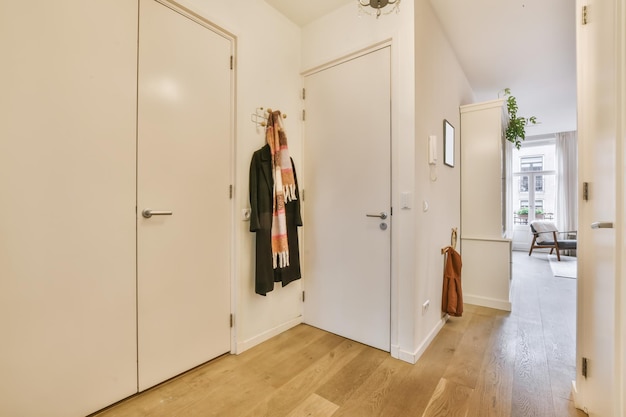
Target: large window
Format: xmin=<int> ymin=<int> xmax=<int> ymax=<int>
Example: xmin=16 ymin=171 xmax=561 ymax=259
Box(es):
xmin=512 ymin=140 xmax=556 ymax=225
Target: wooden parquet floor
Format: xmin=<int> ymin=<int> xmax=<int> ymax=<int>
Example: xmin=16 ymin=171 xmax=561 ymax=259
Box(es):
xmin=93 ymin=251 xmax=587 ymax=417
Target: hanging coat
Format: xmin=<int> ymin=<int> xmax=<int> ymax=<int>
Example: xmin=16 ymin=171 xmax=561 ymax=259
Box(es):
xmin=249 ymin=144 xmax=303 ymax=295
xmin=442 ymin=246 xmax=463 ymax=317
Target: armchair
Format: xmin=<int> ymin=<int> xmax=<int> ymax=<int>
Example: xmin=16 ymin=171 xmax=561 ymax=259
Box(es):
xmin=529 ymin=220 xmax=577 ymax=261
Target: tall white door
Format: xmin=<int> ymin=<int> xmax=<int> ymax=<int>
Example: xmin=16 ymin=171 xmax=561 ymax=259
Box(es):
xmin=0 ymin=1 xmax=138 ymax=416
xmin=303 ymin=47 xmax=391 ymax=351
xmin=137 ymin=0 xmax=232 ymax=390
xmin=575 ymin=0 xmax=622 ymax=415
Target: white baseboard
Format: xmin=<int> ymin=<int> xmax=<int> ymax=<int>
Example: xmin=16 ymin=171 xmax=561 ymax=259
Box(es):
xmin=396 ymin=315 xmax=448 ymax=364
xmin=235 ymin=316 xmax=303 ymax=354
xmin=571 ymin=380 xmax=588 ymax=414
xmin=390 ymin=344 xmax=400 ymax=360
xmin=464 ymin=294 xmax=512 ymax=312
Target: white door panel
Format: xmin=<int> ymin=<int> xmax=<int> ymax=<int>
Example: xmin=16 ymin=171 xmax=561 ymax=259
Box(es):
xmin=575 ymin=0 xmax=620 ymax=415
xmin=137 ymin=0 xmax=232 ymax=391
xmin=0 ymin=1 xmax=138 ymax=416
xmin=303 ymin=47 xmax=391 ymax=351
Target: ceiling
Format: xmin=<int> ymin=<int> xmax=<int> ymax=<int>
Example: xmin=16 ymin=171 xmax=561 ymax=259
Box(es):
xmin=264 ymin=0 xmax=578 ymax=136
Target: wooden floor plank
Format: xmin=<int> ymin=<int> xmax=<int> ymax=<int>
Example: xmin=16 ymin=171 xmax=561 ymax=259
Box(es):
xmin=510 ymin=253 xmax=562 ymax=417
xmin=420 ymin=378 xmax=474 ymax=417
xmin=240 ymin=338 xmax=365 ymax=417
xmin=315 ymin=343 xmax=388 ymax=406
xmin=249 ymin=332 xmax=347 ymax=389
xmin=328 ymin=356 xmax=414 ymax=417
xmin=383 ymin=320 xmax=470 ymax=417
xmin=284 ymin=393 xmax=338 ymax=417
xmin=442 ymin=312 xmax=496 ymax=389
xmin=466 ymin=312 xmax=517 ymax=417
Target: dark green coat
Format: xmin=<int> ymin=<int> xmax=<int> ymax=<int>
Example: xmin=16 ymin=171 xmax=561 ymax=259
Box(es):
xmin=249 ymin=144 xmax=302 ymax=295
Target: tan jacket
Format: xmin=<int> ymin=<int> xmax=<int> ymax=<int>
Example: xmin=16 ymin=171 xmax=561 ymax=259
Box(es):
xmin=442 ymin=247 xmax=463 ymax=317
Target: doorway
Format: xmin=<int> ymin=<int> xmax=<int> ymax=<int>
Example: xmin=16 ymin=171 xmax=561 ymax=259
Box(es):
xmin=302 ymin=46 xmax=392 ymax=351
xmin=509 ymin=134 xmax=579 ymax=414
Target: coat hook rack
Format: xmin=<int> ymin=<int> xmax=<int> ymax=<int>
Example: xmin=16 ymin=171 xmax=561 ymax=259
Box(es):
xmin=251 ymin=107 xmax=287 ymax=127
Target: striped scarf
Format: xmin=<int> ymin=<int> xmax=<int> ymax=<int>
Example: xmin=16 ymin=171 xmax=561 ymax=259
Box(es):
xmin=266 ymin=110 xmax=296 ymax=268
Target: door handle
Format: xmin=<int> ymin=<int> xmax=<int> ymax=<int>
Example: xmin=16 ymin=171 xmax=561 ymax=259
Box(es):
xmin=142 ymin=209 xmax=173 ymax=219
xmin=366 ymin=212 xmax=387 ymax=220
xmin=591 ymin=221 xmax=613 ymax=229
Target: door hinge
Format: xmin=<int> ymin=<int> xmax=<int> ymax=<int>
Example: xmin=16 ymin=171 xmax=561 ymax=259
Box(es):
xmin=302 ymin=291 xmax=305 ymax=302
xmin=302 ymin=189 xmax=305 ymax=201
xmin=230 ymin=55 xmax=234 ymax=70
xmin=229 ymin=184 xmax=233 ymax=199
xmin=230 ymin=314 xmax=234 ymax=328
xmin=302 ymin=109 xmax=306 ymax=121
xmin=582 ymin=357 xmax=588 ymax=378
xmin=302 ymin=88 xmax=306 ymax=100
xmin=583 ymin=182 xmax=589 ymax=201
xmin=582 ymin=5 xmax=589 ymax=25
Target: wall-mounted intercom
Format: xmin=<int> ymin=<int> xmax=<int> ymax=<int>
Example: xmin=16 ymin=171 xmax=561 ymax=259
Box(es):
xmin=428 ymin=135 xmax=438 ymax=165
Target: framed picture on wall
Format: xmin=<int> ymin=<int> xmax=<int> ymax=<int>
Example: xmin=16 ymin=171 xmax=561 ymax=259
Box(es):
xmin=443 ymin=119 xmax=455 ymax=167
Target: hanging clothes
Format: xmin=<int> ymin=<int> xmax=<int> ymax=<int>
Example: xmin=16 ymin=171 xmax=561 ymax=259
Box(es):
xmin=249 ymin=111 xmax=302 ymax=295
xmin=442 ymin=246 xmax=463 ymax=317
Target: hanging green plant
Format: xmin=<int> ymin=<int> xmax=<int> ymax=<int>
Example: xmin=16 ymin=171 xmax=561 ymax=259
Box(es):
xmin=502 ymin=88 xmax=538 ymax=149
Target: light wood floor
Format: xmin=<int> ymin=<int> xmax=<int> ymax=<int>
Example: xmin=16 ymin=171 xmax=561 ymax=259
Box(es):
xmin=93 ymin=251 xmax=586 ymax=417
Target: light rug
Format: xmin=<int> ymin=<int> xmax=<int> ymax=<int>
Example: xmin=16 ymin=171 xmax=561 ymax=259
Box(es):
xmin=548 ymin=254 xmax=577 ymax=279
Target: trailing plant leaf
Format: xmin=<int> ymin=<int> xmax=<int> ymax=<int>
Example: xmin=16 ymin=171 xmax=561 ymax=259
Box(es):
xmin=502 ymin=88 xmax=538 ymax=149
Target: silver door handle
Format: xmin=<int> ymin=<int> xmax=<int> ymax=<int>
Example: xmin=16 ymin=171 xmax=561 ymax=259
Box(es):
xmin=591 ymin=221 xmax=613 ymax=229
xmin=366 ymin=212 xmax=387 ymax=220
xmin=142 ymin=209 xmax=173 ymax=219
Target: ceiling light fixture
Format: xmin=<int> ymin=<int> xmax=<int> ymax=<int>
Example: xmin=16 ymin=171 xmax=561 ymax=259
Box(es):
xmin=358 ymin=0 xmax=401 ymax=19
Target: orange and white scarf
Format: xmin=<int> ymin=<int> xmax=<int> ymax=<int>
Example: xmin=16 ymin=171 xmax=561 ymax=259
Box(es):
xmin=266 ymin=110 xmax=296 ymax=268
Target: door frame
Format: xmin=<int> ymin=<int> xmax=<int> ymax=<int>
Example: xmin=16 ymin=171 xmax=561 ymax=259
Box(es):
xmin=147 ymin=0 xmax=237 ymax=354
xmin=300 ymin=39 xmax=398 ymax=355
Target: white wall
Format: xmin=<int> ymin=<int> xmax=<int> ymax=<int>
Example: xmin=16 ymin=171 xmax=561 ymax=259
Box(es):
xmin=412 ymin=0 xmax=474 ymax=358
xmin=302 ymin=0 xmax=473 ymax=361
xmin=177 ymin=0 xmax=305 ymax=352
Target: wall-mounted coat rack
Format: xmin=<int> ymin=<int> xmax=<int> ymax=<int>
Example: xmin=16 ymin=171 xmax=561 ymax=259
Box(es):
xmin=251 ymin=107 xmax=287 ymax=127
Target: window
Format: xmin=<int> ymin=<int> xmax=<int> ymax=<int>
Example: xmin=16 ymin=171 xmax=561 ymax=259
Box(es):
xmin=519 ymin=156 xmax=544 ymax=192
xmin=520 ymin=176 xmax=529 ymax=192
xmin=520 ymin=200 xmax=543 ymax=210
xmin=512 ymin=141 xmax=557 ymax=229
xmin=521 ymin=156 xmax=543 ymax=172
xmin=535 ymin=175 xmax=544 ymax=192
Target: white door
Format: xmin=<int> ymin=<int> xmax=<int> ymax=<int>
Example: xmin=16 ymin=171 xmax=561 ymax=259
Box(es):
xmin=303 ymin=47 xmax=391 ymax=351
xmin=0 ymin=1 xmax=138 ymax=416
xmin=137 ymin=0 xmax=232 ymax=390
xmin=575 ymin=0 xmax=622 ymax=415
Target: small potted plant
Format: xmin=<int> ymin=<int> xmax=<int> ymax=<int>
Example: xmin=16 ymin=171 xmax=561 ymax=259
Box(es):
xmin=516 ymin=207 xmax=544 ymax=219
xmin=502 ymin=88 xmax=538 ymax=149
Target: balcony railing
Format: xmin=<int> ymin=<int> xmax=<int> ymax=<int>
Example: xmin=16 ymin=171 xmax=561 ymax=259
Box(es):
xmin=513 ymin=212 xmax=554 ymax=225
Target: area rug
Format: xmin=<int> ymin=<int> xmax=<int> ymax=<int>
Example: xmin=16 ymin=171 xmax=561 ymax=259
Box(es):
xmin=548 ymin=254 xmax=577 ymax=279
